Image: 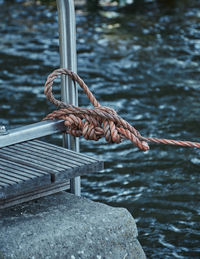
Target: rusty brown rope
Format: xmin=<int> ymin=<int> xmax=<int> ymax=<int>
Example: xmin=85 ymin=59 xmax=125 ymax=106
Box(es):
xmin=43 ymin=68 xmax=200 ymax=151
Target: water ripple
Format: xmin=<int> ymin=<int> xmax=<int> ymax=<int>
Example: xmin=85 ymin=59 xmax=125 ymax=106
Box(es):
xmin=0 ymin=0 xmax=200 ymax=258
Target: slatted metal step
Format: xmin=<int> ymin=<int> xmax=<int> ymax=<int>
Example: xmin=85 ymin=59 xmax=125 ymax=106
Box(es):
xmin=0 ymin=140 xmax=103 ymax=209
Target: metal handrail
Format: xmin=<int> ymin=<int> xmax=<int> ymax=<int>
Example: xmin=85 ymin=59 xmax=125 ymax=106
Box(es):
xmin=0 ymin=0 xmax=80 ymax=195
xmin=0 ymin=1 xmax=80 ymax=195
xmin=57 ymin=0 xmax=80 ymax=196
xmin=0 ymin=120 xmax=65 ymax=148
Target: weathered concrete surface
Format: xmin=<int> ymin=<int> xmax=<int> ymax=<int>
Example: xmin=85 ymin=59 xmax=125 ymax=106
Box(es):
xmin=0 ymin=192 xmax=146 ymax=259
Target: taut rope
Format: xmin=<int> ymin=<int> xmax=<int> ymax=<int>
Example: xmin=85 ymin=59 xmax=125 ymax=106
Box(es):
xmin=43 ymin=68 xmax=200 ymax=151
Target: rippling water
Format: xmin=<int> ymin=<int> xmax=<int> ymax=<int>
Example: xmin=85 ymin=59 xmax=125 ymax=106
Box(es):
xmin=0 ymin=0 xmax=200 ymax=258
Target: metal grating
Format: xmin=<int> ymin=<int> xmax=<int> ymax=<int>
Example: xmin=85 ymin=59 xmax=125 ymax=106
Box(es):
xmin=0 ymin=140 xmax=103 ymax=208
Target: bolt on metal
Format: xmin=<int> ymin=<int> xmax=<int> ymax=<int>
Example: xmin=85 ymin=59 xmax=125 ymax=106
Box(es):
xmin=0 ymin=125 xmax=8 ymax=135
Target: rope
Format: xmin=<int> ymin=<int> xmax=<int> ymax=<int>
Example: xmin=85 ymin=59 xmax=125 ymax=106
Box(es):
xmin=43 ymin=68 xmax=200 ymax=151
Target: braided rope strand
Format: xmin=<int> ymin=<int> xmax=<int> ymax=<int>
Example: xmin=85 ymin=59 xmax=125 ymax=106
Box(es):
xmin=43 ymin=68 xmax=200 ymax=150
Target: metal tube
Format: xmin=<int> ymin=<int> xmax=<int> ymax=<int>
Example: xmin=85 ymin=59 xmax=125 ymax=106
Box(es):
xmin=0 ymin=120 xmax=66 ymax=148
xmin=56 ymin=0 xmax=80 ymax=196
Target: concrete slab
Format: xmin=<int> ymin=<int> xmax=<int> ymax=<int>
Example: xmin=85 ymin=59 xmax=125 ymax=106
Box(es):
xmin=0 ymin=192 xmax=146 ymax=259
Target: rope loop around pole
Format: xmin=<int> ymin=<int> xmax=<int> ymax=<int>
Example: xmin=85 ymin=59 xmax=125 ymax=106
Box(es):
xmin=43 ymin=68 xmax=200 ymax=150
xmin=44 ymin=68 xmax=100 ymax=108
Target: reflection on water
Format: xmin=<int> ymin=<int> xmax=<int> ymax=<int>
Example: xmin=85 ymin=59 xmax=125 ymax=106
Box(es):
xmin=0 ymin=0 xmax=200 ymax=257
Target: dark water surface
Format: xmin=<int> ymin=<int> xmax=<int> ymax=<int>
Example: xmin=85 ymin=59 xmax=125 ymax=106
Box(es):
xmin=0 ymin=0 xmax=200 ymax=258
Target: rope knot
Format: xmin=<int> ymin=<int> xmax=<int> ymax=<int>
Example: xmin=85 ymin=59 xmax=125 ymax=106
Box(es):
xmin=43 ymin=68 xmax=200 ymax=151
xmin=43 ymin=68 xmax=149 ymax=151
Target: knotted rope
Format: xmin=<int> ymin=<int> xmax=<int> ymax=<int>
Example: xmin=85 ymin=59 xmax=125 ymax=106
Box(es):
xmin=43 ymin=68 xmax=200 ymax=151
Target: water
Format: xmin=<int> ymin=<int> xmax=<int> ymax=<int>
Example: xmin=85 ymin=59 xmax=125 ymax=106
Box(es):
xmin=0 ymin=0 xmax=200 ymax=257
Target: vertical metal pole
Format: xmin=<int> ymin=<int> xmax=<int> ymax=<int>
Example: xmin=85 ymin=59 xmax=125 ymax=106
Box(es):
xmin=56 ymin=0 xmax=80 ymax=196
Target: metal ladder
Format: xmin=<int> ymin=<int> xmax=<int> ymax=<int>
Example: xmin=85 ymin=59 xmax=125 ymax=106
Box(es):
xmin=0 ymin=0 xmax=103 ymax=209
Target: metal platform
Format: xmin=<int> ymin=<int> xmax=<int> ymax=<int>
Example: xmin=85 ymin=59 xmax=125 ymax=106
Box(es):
xmin=0 ymin=140 xmax=103 ymax=209
xmin=0 ymin=0 xmax=103 ymax=206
